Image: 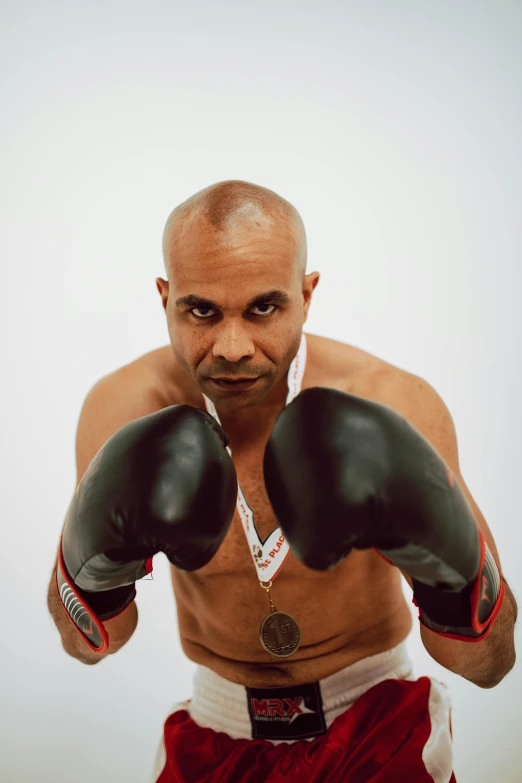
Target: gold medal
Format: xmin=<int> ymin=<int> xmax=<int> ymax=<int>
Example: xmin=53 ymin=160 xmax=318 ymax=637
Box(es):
xmin=259 ymin=581 xmax=301 ymax=658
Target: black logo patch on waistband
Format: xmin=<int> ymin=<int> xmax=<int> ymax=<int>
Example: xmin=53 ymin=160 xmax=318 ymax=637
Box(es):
xmin=245 ymin=681 xmax=326 ymax=740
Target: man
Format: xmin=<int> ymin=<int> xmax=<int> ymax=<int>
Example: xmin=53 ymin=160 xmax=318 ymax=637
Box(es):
xmin=48 ymin=180 xmax=517 ymax=782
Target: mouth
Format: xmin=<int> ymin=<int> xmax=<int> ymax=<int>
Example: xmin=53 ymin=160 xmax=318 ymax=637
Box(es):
xmin=210 ymin=377 xmax=261 ymax=391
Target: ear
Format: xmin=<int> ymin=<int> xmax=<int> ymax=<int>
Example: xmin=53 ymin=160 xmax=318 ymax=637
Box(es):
xmin=302 ymin=271 xmax=320 ymax=321
xmin=156 ymin=278 xmax=169 ymax=311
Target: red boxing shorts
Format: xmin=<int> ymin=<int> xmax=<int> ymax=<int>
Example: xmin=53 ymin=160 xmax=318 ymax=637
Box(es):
xmin=152 ymin=640 xmax=456 ymax=782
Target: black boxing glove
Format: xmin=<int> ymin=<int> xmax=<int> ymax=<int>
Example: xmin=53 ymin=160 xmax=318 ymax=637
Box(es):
xmin=264 ymin=387 xmax=504 ymax=642
xmin=57 ymin=405 xmax=237 ymax=653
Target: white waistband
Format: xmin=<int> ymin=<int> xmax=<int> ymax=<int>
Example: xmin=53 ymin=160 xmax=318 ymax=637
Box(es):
xmin=184 ymin=639 xmax=415 ymax=742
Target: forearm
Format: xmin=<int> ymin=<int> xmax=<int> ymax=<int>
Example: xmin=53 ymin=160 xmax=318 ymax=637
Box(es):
xmin=419 ymin=578 xmax=518 ymax=688
xmin=47 ymin=567 xmax=138 ymax=665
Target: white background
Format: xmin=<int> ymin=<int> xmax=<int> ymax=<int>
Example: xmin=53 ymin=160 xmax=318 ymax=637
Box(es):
xmin=1 ymin=1 xmax=521 ymax=781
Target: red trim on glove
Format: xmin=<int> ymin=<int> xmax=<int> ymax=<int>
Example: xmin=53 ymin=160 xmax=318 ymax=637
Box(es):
xmin=373 ymin=548 xmax=394 ymax=567
xmin=414 ymin=582 xmax=505 ymax=643
xmin=469 ymin=531 xmax=502 ymax=636
xmin=411 ymin=533 xmax=505 ymax=643
xmin=390 ymin=530 xmax=505 ymax=642
xmin=56 ymin=540 xmax=109 ymax=655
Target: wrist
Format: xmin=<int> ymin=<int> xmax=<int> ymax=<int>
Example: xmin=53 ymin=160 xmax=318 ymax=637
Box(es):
xmin=412 ymin=537 xmax=504 ymax=641
xmin=56 ymin=543 xmax=137 ymax=654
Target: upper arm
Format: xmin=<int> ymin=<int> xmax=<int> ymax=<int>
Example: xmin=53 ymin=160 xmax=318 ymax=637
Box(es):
xmin=75 ymin=366 xmax=165 ymax=485
xmin=376 ymin=369 xmax=502 ymax=573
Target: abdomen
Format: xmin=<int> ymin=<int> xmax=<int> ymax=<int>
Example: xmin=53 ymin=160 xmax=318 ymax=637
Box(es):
xmin=170 ymin=548 xmax=413 ymax=687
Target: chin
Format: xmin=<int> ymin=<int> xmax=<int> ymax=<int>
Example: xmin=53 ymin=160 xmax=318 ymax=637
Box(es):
xmin=201 ymin=379 xmax=271 ymax=410
xmin=212 ymin=390 xmax=268 ymax=411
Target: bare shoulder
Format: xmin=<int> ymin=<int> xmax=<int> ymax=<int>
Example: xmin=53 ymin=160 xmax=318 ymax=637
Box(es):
xmin=305 ymin=332 xmax=401 ymax=396
xmin=75 ymin=345 xmax=180 ymax=483
xmin=304 ymin=332 xmax=441 ymax=424
xmin=86 ymin=347 xmax=173 ymax=416
xmin=309 ymin=332 xmax=450 ymax=440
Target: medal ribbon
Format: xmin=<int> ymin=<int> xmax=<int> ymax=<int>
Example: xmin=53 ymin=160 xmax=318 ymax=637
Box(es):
xmin=203 ymin=333 xmax=307 ymax=582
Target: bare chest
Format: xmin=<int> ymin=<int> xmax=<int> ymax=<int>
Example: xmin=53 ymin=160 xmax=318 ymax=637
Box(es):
xmin=171 ymin=430 xmax=413 ymax=685
xmin=166 ymin=347 xmax=414 ymax=683
xmin=200 ymin=443 xmax=282 ymax=575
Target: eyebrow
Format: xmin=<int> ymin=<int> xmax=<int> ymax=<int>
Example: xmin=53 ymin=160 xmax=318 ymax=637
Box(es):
xmin=174 ymin=289 xmax=291 ymax=310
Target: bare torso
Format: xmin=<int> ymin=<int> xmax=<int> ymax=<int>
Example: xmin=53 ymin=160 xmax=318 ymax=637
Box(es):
xmin=133 ymin=332 xmax=413 ymax=686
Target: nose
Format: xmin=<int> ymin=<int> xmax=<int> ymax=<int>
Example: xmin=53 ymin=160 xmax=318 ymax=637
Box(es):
xmin=212 ymin=318 xmax=256 ymax=364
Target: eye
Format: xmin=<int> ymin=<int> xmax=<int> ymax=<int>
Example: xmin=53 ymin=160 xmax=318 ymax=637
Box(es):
xmin=191 ymin=307 xmax=217 ymax=319
xmin=251 ymin=304 xmax=276 ymax=317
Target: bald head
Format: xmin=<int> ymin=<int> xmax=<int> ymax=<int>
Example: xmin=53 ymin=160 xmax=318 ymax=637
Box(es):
xmin=162 ymin=180 xmax=307 ymax=279
xmin=156 ymin=181 xmax=319 ymax=411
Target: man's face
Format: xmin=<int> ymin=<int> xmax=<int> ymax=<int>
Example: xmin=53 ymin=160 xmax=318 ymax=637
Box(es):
xmin=159 ymin=213 xmax=317 ymax=411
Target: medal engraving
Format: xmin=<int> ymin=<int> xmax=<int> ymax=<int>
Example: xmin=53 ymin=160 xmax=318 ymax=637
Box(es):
xmin=260 ymin=610 xmax=301 ymax=658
